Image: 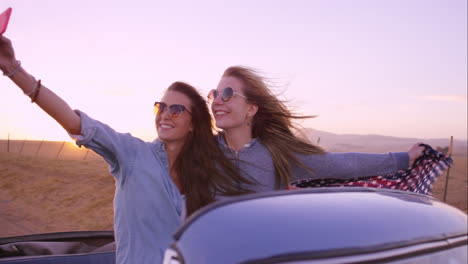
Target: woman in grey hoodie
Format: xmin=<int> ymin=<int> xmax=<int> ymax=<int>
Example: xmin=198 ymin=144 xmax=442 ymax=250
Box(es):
xmin=208 ymin=66 xmax=424 ymax=192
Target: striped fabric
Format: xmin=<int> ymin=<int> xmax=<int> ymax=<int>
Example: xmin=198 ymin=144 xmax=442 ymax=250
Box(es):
xmin=290 ymin=144 xmax=452 ymax=196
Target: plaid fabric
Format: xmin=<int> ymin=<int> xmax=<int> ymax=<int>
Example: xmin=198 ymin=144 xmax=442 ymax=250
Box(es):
xmin=290 ymin=144 xmax=452 ymax=195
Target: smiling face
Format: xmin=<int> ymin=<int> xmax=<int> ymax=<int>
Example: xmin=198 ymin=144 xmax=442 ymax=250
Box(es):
xmin=211 ymin=76 xmax=258 ymax=133
xmin=156 ymin=90 xmax=193 ymax=144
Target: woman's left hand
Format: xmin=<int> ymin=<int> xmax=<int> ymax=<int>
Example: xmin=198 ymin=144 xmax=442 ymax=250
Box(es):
xmin=0 ymin=36 xmax=17 ymax=73
xmin=408 ymin=143 xmax=425 ymax=166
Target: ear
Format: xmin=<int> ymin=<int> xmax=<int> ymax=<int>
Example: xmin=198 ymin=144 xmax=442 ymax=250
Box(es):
xmin=247 ymin=103 xmax=259 ymax=118
xmin=189 ymin=120 xmax=194 ymax=132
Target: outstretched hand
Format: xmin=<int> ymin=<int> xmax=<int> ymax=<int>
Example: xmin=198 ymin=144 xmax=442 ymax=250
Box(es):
xmin=408 ymin=142 xmax=424 ymax=167
xmin=0 ymin=35 xmax=17 ymax=73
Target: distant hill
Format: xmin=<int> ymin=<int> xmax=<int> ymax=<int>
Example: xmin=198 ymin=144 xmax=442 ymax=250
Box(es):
xmin=302 ymin=129 xmax=467 ymax=156
xmin=0 ymin=140 xmax=100 ymax=160
xmin=1 ymin=130 xmax=467 ymax=158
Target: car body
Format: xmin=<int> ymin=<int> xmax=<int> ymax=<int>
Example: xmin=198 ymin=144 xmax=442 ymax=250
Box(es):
xmin=165 ymin=187 xmax=467 ymax=264
xmin=1 ymin=187 xmax=466 ymax=264
xmin=0 ymin=231 xmax=115 ymax=264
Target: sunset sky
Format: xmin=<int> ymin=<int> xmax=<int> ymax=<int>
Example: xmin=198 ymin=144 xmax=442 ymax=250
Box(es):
xmin=0 ymin=0 xmax=466 ymax=142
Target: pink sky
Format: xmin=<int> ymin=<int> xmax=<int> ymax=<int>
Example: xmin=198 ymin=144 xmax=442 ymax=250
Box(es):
xmin=0 ymin=0 xmax=466 ymax=141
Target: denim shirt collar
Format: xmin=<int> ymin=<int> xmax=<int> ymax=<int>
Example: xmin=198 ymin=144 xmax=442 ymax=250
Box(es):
xmin=153 ymin=138 xmax=165 ymax=151
xmin=152 ymin=138 xmax=170 ymax=172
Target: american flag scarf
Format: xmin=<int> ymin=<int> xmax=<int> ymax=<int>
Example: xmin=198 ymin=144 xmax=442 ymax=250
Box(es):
xmin=290 ymin=144 xmax=452 ymax=195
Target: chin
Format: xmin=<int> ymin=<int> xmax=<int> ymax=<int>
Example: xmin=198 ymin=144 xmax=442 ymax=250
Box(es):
xmin=157 ymin=131 xmax=171 ymax=141
xmin=159 ymin=134 xmax=189 ymax=144
xmin=214 ymin=120 xmax=229 ymax=130
xmin=216 ymin=121 xmax=242 ymax=131
xmin=158 ymin=135 xmax=169 ymax=142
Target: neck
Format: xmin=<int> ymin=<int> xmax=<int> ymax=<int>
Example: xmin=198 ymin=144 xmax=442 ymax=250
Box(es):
xmin=164 ymin=140 xmax=185 ymax=167
xmin=164 ymin=140 xmax=185 ymax=193
xmin=223 ymin=126 xmax=253 ymax=151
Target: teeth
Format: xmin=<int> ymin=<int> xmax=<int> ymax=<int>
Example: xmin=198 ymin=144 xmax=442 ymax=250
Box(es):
xmin=161 ymin=124 xmax=173 ymax=128
xmin=215 ymin=111 xmax=227 ymax=115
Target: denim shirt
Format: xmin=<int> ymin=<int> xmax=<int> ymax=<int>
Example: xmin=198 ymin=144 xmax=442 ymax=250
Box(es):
xmin=72 ymin=111 xmax=183 ymax=264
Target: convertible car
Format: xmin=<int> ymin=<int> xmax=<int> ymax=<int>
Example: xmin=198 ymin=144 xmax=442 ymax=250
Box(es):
xmin=0 ymin=231 xmax=115 ymax=264
xmin=165 ymin=187 xmax=467 ymax=264
xmin=1 ymin=187 xmax=466 ymax=264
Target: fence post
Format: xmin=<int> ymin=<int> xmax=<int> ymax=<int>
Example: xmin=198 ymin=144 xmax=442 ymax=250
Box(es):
xmin=83 ymin=149 xmax=90 ymax=160
xmin=19 ymin=138 xmax=27 ymax=154
xmin=56 ymin=141 xmax=66 ymax=159
xmin=36 ymin=138 xmax=45 ymax=156
xmin=443 ymin=136 xmax=454 ymax=202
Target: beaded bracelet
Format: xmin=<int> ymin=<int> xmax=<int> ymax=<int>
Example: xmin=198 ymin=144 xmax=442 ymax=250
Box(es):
xmin=31 ymin=79 xmax=42 ymax=103
xmin=26 ymin=79 xmax=42 ymax=103
xmin=2 ymin=60 xmax=21 ymax=77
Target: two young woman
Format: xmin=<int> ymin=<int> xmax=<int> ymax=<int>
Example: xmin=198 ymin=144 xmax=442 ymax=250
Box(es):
xmin=0 ymin=36 xmax=252 ymax=264
xmin=1 ymin=34 xmax=422 ymax=263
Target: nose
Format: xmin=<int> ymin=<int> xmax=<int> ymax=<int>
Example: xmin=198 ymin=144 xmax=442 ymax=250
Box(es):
xmin=212 ymin=93 xmax=224 ymax=105
xmin=160 ymin=107 xmax=172 ymax=120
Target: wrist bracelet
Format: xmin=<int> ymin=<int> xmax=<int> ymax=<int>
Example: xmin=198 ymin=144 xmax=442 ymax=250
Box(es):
xmin=31 ymin=79 xmax=42 ymax=103
xmin=2 ymin=60 xmax=21 ymax=77
xmin=26 ymin=78 xmax=38 ymax=97
xmin=26 ymin=79 xmax=42 ymax=103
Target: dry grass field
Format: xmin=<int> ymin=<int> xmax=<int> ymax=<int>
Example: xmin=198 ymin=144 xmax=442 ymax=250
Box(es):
xmin=0 ymin=139 xmax=466 ymax=237
xmin=0 ymin=152 xmax=114 ymax=237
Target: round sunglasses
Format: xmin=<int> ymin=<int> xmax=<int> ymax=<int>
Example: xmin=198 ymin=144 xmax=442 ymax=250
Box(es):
xmin=154 ymin=102 xmax=192 ymax=119
xmin=208 ymin=87 xmax=247 ymax=103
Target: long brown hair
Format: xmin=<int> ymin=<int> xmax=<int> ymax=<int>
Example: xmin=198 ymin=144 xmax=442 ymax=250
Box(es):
xmin=222 ymin=66 xmax=326 ymax=188
xmin=166 ymin=82 xmax=253 ymax=216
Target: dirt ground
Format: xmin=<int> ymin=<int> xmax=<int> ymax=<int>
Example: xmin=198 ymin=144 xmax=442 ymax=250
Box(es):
xmin=0 ymin=142 xmax=466 ymax=237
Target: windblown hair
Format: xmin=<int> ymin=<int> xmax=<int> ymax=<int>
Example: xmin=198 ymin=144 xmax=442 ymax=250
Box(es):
xmin=223 ymin=66 xmax=326 ymax=188
xmin=167 ymin=82 xmax=253 ymax=216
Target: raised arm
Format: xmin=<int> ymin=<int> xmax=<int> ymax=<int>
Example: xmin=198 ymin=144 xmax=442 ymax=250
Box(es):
xmin=291 ymin=143 xmax=425 ymax=181
xmin=0 ymin=36 xmax=81 ymax=134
